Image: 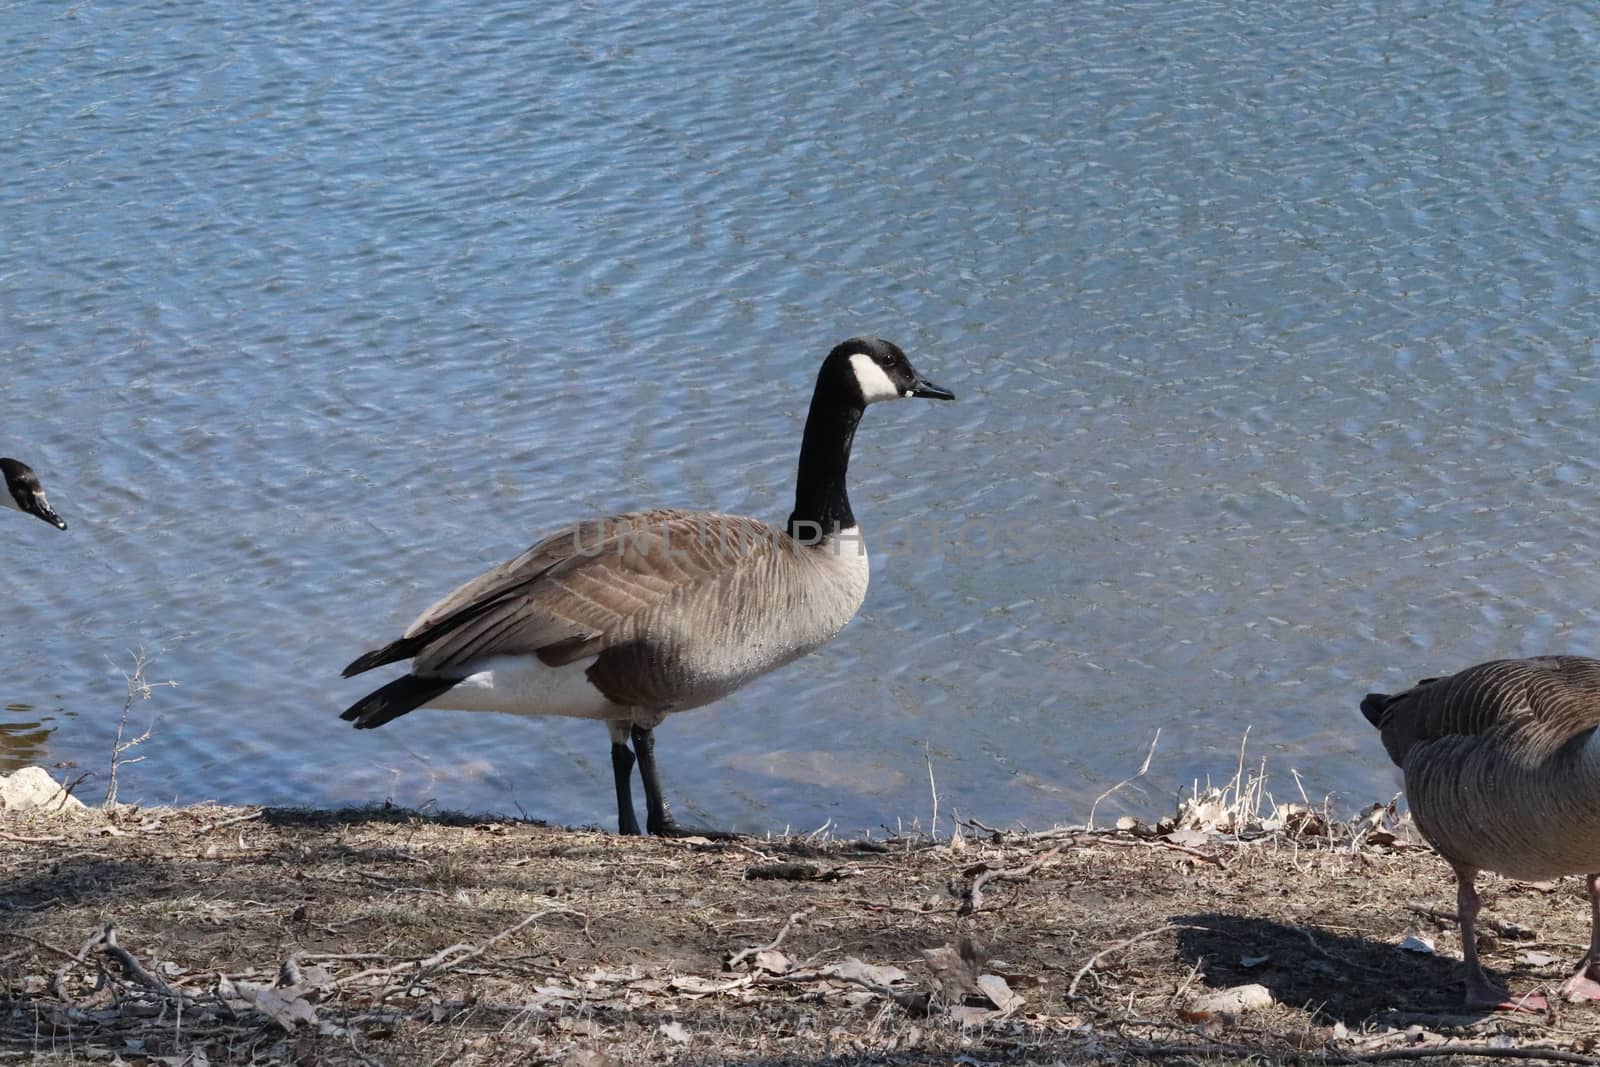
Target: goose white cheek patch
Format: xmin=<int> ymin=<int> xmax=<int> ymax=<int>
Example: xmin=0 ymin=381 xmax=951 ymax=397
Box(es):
xmin=848 ymin=353 xmax=903 ymax=403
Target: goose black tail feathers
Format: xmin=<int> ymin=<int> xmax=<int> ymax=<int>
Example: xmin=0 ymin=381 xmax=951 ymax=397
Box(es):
xmin=342 ymin=638 xmax=422 ymax=678
xmin=340 ymin=674 xmax=459 ymax=730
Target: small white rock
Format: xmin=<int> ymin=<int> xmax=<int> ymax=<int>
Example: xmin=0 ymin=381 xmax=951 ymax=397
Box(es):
xmin=0 ymin=767 xmax=87 ymax=815
xmin=1188 ymin=983 xmax=1275 ymax=1015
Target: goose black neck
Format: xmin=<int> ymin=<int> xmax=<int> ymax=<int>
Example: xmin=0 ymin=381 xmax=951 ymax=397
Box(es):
xmin=786 ymin=384 xmax=864 ymax=543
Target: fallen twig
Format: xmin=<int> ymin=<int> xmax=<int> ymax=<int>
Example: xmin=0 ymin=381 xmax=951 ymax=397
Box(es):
xmin=50 ymin=926 xmax=108 ymax=1001
xmin=0 ymin=829 xmax=66 ymax=843
xmin=1295 ymin=926 xmax=1394 ymax=977
xmin=726 ymin=906 xmax=814 ymax=970
xmin=1090 ymin=834 xmax=1225 ymax=867
xmin=194 ymin=809 xmax=266 ymax=835
xmin=96 ymin=924 xmax=179 ymax=997
xmin=1087 ymin=729 xmax=1161 ymax=830
xmin=40 ymin=923 xmax=192 ymax=1003
xmin=0 ymin=929 xmax=82 ymax=965
xmin=744 ymin=862 xmax=826 ymax=881
xmin=778 ymin=966 xmax=929 ymax=1015
xmin=1120 ymin=1037 xmax=1600 ymax=1065
xmin=1404 ymin=902 xmax=1536 ymax=939
xmin=1067 ymin=923 xmax=1180 ymax=998
xmin=960 ymin=846 xmax=1062 ymax=916
xmin=337 ymin=908 xmax=590 ymax=991
xmin=841 ymin=896 xmax=945 ymax=915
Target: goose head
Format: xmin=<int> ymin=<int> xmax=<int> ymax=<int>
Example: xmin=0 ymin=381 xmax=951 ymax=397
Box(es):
xmin=823 ymin=337 xmax=956 ymax=407
xmin=1 ymin=458 xmax=67 ymax=530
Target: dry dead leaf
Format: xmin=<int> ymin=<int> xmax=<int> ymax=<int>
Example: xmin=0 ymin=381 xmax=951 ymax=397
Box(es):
xmin=922 ymin=939 xmax=982 ymax=1004
xmin=584 ymin=965 xmax=643 ymax=985
xmin=668 ymin=975 xmax=724 ymax=996
xmin=822 ymin=957 xmax=908 ymax=987
xmin=562 ymin=1051 xmax=618 ymax=1067
xmin=975 ymin=973 xmax=1024 ymax=1013
xmin=946 ymin=1004 xmax=997 ymax=1027
xmin=752 ymin=949 xmax=794 ymax=975
xmin=218 ymin=978 xmax=317 ymax=1031
xmin=555 ymin=1017 xmax=604 ymax=1037
xmin=533 ymin=983 xmax=583 ymax=999
xmin=280 ymin=961 xmax=336 ymax=997
xmin=628 ymin=977 xmax=671 ymax=994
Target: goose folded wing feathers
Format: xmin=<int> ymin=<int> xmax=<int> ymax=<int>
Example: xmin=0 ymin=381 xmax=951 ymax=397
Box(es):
xmin=1375 ymin=657 xmax=1600 ymax=767
xmin=347 ymin=508 xmax=786 ymax=680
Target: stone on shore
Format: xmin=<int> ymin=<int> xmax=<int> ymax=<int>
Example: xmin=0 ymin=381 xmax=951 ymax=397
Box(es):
xmin=0 ymin=766 xmax=88 ymax=815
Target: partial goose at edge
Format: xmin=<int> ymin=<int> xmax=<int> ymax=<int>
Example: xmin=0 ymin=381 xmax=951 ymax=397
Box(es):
xmin=1363 ymin=655 xmax=1600 ymax=1012
xmin=1 ymin=458 xmax=66 ymax=530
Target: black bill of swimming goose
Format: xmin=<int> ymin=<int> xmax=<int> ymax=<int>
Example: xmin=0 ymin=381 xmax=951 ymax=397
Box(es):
xmin=339 ymin=337 xmax=955 ymax=836
xmin=1 ymin=458 xmax=66 ymax=530
xmin=1363 ymin=655 xmax=1600 ymax=1012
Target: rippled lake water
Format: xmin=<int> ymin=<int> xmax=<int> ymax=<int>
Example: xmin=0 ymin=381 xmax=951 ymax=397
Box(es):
xmin=4 ymin=0 xmax=1600 ymax=831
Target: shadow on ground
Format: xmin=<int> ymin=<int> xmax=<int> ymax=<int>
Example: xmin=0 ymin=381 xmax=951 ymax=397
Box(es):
xmin=1177 ymin=910 xmax=1498 ymax=1025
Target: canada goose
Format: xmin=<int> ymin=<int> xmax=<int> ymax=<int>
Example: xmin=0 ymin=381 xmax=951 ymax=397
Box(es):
xmin=1363 ymin=656 xmax=1600 ymax=1012
xmin=340 ymin=337 xmax=955 ymax=835
xmin=1 ymin=458 xmax=66 ymax=530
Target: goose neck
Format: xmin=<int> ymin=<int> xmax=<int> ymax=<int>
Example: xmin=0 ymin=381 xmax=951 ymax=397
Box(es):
xmin=786 ymin=387 xmax=863 ymax=543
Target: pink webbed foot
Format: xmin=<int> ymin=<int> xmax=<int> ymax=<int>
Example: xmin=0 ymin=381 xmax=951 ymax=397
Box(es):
xmin=1559 ymin=970 xmax=1600 ymax=1003
xmin=1465 ymin=977 xmax=1548 ymax=1013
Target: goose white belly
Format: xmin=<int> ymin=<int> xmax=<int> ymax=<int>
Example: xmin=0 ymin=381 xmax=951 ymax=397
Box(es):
xmin=423 ymin=655 xmax=620 ymax=720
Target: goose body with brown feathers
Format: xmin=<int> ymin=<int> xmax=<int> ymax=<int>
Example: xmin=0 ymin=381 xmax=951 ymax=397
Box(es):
xmin=339 ymin=338 xmax=954 ymax=836
xmin=1363 ymin=655 xmax=1600 ymax=1011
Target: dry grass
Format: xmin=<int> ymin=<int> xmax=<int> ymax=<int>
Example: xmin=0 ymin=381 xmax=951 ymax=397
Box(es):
xmin=4 ymin=787 xmax=1600 ymax=1066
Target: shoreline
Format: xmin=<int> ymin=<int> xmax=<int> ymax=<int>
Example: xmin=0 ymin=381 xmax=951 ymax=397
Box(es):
xmin=4 ymin=770 xmax=1600 ymax=1065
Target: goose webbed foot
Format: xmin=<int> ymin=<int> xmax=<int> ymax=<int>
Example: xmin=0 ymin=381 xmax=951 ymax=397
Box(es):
xmin=629 ymin=723 xmax=741 ymax=839
xmin=1559 ymin=971 xmax=1600 ymax=1003
xmin=1463 ymin=975 xmax=1547 ymax=1013
xmin=645 ymin=814 xmax=742 ymax=840
xmin=1561 ymin=872 xmax=1600 ymax=1002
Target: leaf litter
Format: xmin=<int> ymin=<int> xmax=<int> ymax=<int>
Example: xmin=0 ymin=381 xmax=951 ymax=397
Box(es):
xmin=2 ymin=770 xmax=1599 ymax=1065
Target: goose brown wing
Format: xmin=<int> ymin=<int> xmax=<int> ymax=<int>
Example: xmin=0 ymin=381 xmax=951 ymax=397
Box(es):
xmin=342 ymin=509 xmax=784 ymax=678
xmin=1369 ymin=656 xmax=1600 ymax=766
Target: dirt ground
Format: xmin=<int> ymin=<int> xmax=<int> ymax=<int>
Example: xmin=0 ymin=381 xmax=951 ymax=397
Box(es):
xmin=5 ymin=788 xmax=1600 ymax=1065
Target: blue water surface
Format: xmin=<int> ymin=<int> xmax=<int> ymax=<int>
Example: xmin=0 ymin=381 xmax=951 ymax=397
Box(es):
xmin=4 ymin=0 xmax=1599 ymax=831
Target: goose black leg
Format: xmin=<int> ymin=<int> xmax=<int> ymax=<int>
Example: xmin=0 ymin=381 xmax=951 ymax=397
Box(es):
xmin=611 ymin=731 xmax=641 ymax=836
xmin=630 ymin=724 xmax=738 ymax=839
xmin=630 ymin=724 xmax=678 ymax=835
